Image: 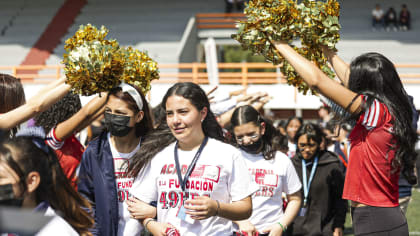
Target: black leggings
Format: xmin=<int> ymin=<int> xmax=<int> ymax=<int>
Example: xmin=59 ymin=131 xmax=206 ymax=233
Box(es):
xmin=351 ymin=206 xmax=408 ymax=236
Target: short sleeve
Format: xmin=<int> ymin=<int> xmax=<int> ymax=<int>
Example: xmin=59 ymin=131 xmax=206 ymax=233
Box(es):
xmin=357 ymin=95 xmax=389 ymax=130
xmin=281 ymin=155 xmax=302 ymax=195
xmin=45 ymin=128 xmax=64 ymax=150
xmin=228 ymin=150 xmax=259 ymax=202
xmin=130 ymin=161 xmax=158 ymax=203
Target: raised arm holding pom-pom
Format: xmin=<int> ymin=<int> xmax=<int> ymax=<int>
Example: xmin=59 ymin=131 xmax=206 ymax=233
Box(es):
xmin=272 ymin=41 xmax=361 ymax=114
xmin=321 ymin=46 xmax=350 ymax=87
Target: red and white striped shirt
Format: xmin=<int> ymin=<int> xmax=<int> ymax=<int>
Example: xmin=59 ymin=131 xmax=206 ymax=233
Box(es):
xmin=343 ymin=95 xmax=399 ymax=207
xmin=46 ymin=128 xmax=64 ymax=150
xmin=45 ymin=128 xmax=84 ymax=187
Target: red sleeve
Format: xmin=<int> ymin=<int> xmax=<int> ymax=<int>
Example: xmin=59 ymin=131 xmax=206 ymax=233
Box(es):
xmin=45 ymin=127 xmax=64 ymax=150
xmin=357 ymin=95 xmax=389 ymax=130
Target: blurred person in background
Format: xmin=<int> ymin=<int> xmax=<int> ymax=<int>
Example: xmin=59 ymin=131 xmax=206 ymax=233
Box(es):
xmin=288 ymin=123 xmax=347 ymax=236
xmin=317 ymin=105 xmax=332 ymax=129
xmin=151 ymin=103 xmax=166 ymax=128
xmin=333 ymin=124 xmax=351 ymax=172
xmin=272 ymin=132 xmax=289 ymax=155
xmin=399 ymin=4 xmax=411 ymax=31
xmin=285 ymin=116 xmax=303 ymax=158
xmin=384 ymin=7 xmax=398 ymax=32
xmin=225 ymin=0 xmax=245 ymax=13
xmin=320 ymin=121 xmax=335 ymax=152
xmin=372 ymin=4 xmax=384 ymax=31
xmin=84 ymin=114 xmax=105 ymax=145
xmin=274 ymin=120 xmax=287 ymax=136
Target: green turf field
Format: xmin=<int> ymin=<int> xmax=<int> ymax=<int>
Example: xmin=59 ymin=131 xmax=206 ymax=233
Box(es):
xmin=344 ymin=189 xmax=420 ymax=235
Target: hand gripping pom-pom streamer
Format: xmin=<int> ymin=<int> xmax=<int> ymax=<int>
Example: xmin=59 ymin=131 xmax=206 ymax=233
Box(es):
xmin=232 ymin=0 xmax=341 ymax=95
xmin=62 ymin=24 xmax=159 ymax=96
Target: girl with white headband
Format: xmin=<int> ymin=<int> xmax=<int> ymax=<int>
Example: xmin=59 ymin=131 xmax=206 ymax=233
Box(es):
xmin=78 ymin=83 xmax=156 ymax=236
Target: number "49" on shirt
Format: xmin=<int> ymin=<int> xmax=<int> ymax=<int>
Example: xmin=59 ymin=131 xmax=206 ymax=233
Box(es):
xmin=159 ymin=191 xmax=210 ymax=209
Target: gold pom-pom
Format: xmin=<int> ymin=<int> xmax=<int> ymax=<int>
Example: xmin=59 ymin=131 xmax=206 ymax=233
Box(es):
xmin=62 ymin=24 xmax=159 ymax=96
xmin=299 ymin=0 xmax=341 ymax=50
xmin=232 ymin=0 xmax=300 ymax=65
xmin=64 ymin=24 xmax=110 ymax=52
xmin=120 ymin=47 xmax=160 ymax=95
xmin=232 ymin=0 xmax=341 ymax=94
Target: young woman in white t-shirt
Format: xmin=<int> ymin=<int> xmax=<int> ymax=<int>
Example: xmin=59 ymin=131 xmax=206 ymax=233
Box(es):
xmin=127 ymin=82 xmax=258 ymax=236
xmin=78 ymin=83 xmax=156 ymax=236
xmin=230 ymin=105 xmax=302 ymax=236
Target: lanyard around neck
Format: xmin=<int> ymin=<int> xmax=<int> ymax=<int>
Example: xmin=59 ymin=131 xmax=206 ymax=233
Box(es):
xmin=302 ymin=156 xmax=319 ymax=206
xmin=174 ymin=137 xmax=209 ymax=192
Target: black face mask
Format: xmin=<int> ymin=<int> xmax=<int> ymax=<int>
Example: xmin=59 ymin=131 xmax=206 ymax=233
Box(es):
xmin=104 ymin=112 xmax=133 ymax=137
xmin=239 ymin=138 xmax=263 ymax=154
xmin=0 ymin=184 xmax=24 ymax=207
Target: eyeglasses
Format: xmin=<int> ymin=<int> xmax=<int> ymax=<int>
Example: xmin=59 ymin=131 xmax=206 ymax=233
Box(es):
xmin=235 ymin=133 xmax=260 ymax=144
xmin=298 ymin=143 xmax=318 ymax=149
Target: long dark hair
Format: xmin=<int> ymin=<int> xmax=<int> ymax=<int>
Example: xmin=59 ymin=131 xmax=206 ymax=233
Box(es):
xmin=230 ymin=105 xmax=277 ymax=160
xmin=294 ymin=123 xmax=323 ymax=159
xmin=128 ymin=82 xmax=224 ymax=177
xmin=347 ymin=52 xmax=417 ymax=184
xmin=0 ymin=130 xmax=93 ymax=235
xmin=35 ymin=92 xmax=81 ymax=132
xmin=285 ymin=116 xmax=303 ymax=142
xmin=0 ymin=73 xmax=26 ymax=136
xmin=107 ymin=84 xmax=153 ymax=137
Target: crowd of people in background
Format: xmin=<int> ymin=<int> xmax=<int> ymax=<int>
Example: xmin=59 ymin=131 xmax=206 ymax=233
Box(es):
xmin=1 ymin=67 xmax=419 ymax=235
xmin=1 ymin=9 xmax=419 ymax=234
xmin=372 ymin=3 xmax=411 ymax=31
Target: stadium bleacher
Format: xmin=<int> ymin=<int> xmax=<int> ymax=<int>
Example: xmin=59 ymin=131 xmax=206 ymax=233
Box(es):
xmin=0 ymin=0 xmax=65 ymax=66
xmin=1 ymin=0 xmax=419 ymax=65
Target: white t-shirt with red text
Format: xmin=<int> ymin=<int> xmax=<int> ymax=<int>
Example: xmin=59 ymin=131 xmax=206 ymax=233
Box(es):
xmin=108 ymin=133 xmax=142 ymax=236
xmin=240 ymin=150 xmax=301 ymax=232
xmin=131 ymin=138 xmax=258 ymax=236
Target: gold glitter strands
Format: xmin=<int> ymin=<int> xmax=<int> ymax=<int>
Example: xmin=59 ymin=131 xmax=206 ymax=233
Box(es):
xmin=62 ymin=24 xmax=159 ymax=96
xmin=120 ymin=47 xmax=160 ymax=95
xmin=232 ymin=0 xmax=300 ymax=65
xmin=232 ymin=0 xmax=341 ymax=94
xmin=299 ymin=0 xmax=340 ymax=50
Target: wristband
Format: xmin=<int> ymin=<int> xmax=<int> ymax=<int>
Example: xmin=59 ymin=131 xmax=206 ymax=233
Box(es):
xmin=277 ymin=222 xmax=287 ymax=232
xmin=215 ymin=200 xmax=220 ymax=216
xmin=144 ymin=219 xmax=156 ymax=230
